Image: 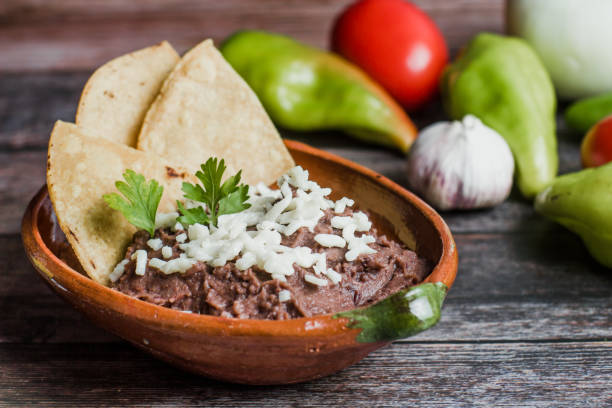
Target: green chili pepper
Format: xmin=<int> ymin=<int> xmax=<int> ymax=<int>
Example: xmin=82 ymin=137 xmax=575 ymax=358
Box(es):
xmin=335 ymin=282 xmax=447 ymax=343
xmin=565 ymin=92 xmax=612 ymax=134
xmin=441 ymin=33 xmax=558 ymax=199
xmin=220 ymin=30 xmax=417 ymax=153
xmin=535 ymin=163 xmax=612 ymax=268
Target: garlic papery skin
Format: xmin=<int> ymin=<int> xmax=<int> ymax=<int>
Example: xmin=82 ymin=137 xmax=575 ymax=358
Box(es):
xmin=406 ymin=115 xmax=515 ymax=210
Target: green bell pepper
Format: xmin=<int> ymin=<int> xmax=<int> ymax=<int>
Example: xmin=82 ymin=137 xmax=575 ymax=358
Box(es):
xmin=441 ymin=33 xmax=558 ymax=198
xmin=535 ymin=163 xmax=612 ymax=268
xmin=335 ymin=282 xmax=447 ymax=343
xmin=565 ymin=92 xmax=612 ymax=134
xmin=220 ymin=30 xmax=417 ymax=153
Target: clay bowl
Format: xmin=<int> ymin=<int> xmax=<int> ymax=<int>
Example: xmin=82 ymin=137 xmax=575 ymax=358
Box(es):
xmin=22 ymin=140 xmax=458 ymax=385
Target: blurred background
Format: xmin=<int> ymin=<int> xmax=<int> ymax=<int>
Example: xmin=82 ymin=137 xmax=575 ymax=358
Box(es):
xmin=0 ymin=0 xmax=502 ymax=72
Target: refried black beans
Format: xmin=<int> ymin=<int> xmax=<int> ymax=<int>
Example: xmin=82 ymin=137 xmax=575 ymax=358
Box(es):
xmin=112 ymin=208 xmax=431 ymax=320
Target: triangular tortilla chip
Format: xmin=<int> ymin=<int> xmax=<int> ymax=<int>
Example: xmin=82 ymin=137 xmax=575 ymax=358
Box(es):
xmin=76 ymin=41 xmax=180 ymax=147
xmin=137 ymin=39 xmax=294 ymax=185
xmin=47 ymin=121 xmax=194 ymax=286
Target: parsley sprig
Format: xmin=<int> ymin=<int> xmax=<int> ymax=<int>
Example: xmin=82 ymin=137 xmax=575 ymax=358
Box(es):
xmin=177 ymin=157 xmax=251 ymax=227
xmin=103 ymin=158 xmax=250 ymax=234
xmin=103 ymin=169 xmax=163 ymax=237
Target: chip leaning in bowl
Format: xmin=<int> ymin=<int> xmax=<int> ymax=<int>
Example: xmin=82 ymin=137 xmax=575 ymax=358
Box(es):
xmin=106 ymin=158 xmax=432 ymax=320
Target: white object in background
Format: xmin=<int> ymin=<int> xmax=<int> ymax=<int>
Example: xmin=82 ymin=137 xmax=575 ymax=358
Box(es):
xmin=507 ymin=0 xmax=612 ymax=99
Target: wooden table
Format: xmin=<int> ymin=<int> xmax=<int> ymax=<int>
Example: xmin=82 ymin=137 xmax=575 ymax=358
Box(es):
xmin=1 ymin=1 xmax=610 ymax=406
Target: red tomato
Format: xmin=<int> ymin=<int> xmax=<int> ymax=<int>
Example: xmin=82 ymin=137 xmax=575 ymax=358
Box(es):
xmin=581 ymin=115 xmax=612 ymax=167
xmin=332 ymin=0 xmax=448 ymax=110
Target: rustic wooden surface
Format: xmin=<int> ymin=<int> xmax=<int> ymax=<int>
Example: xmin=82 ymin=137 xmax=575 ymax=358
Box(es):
xmin=0 ymin=1 xmax=610 ymax=407
xmin=0 ymin=0 xmax=504 ymax=72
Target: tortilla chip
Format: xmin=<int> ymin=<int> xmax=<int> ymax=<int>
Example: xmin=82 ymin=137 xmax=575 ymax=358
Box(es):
xmin=47 ymin=121 xmax=194 ymax=286
xmin=76 ymin=41 xmax=180 ymax=147
xmin=137 ymin=39 xmax=294 ymax=185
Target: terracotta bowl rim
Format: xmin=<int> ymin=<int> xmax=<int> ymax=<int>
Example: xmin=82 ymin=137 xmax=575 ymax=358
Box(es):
xmin=22 ymin=139 xmax=458 ymax=338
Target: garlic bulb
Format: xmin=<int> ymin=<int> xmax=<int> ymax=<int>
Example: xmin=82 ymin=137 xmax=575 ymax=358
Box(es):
xmin=406 ymin=115 xmax=514 ymax=210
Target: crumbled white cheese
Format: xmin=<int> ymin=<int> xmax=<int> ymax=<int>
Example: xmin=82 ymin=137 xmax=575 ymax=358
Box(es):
xmin=147 ymin=238 xmax=163 ymax=251
xmin=132 ymin=249 xmax=148 ymax=276
xmin=264 ymin=189 xmax=292 ymax=222
xmin=148 ymin=257 xmax=166 ymax=269
xmin=342 ymin=223 xmax=377 ymax=261
xmin=324 ymin=268 xmax=342 ymax=284
xmin=334 ymin=197 xmax=354 ymax=214
xmin=187 ymin=224 xmax=209 ymax=241
xmin=331 ymin=216 xmax=352 ymax=229
xmin=173 ymin=222 xmax=184 ymax=232
xmin=280 ymin=166 xmax=309 ymax=190
xmin=116 ymin=166 xmax=377 ymax=284
xmin=312 ymin=253 xmax=327 ymax=276
xmin=236 ymin=251 xmax=256 ymax=270
xmin=353 ymin=211 xmax=372 ymax=231
xmin=304 ymin=273 xmax=328 ymax=286
xmin=278 ymin=290 xmax=291 ymax=302
xmin=314 ymin=234 xmax=346 ymax=248
xmin=161 ymin=246 xmax=173 ymax=259
xmin=109 ymin=259 xmax=129 ymax=282
xmin=332 ymin=212 xmax=370 ymax=231
xmin=159 ymin=257 xmax=196 ymax=275
xmin=345 ymin=237 xmax=377 ymax=261
xmin=341 ymin=223 xmax=356 ymax=242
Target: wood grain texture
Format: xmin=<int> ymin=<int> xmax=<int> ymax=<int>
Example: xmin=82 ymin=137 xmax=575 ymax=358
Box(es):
xmin=0 ymin=73 xmax=83 ymax=149
xmin=0 ymin=342 xmax=610 ymax=407
xmin=0 ymin=151 xmax=46 ymax=235
xmin=3 ymin=232 xmax=610 ymax=344
xmin=0 ymin=0 xmax=503 ymax=72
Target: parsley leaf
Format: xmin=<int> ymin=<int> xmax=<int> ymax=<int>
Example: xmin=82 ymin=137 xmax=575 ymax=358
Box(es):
xmin=218 ymin=184 xmax=250 ymax=215
xmin=178 ymin=157 xmax=251 ymax=227
xmin=176 ymin=201 xmax=209 ymax=226
xmin=103 ymin=169 xmax=163 ymax=237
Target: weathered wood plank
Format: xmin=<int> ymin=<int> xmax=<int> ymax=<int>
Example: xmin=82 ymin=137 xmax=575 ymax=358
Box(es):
xmin=0 ymin=73 xmax=82 ymax=149
xmin=4 ymin=291 xmax=608 ymax=345
xmin=0 ymin=234 xmax=116 ymax=342
xmin=3 ymin=231 xmax=610 ymax=344
xmin=0 ymin=151 xmax=46 ymax=235
xmin=0 ymin=342 xmax=609 ymax=407
xmin=0 ymin=0 xmax=503 ymax=72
